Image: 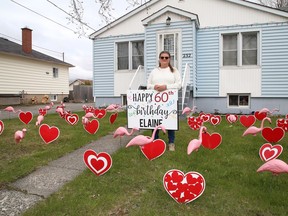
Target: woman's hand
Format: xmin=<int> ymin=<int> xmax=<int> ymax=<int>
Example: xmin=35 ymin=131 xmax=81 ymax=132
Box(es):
xmin=154 ymin=84 xmax=167 ymax=92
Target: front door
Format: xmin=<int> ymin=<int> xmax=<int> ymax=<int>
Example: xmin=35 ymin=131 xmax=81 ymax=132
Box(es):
xmin=157 ymin=31 xmax=181 ymax=69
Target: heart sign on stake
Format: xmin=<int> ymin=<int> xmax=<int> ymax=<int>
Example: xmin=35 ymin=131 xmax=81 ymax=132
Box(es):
xmin=187 ymin=116 xmax=203 ymax=130
xmin=0 ymin=120 xmax=4 ymax=135
xmin=254 ymin=111 xmax=267 ymax=121
xmin=39 ymin=124 xmax=60 ymax=144
xmin=83 ymin=149 xmax=112 ymax=176
xmin=163 ymin=169 xmax=205 ymax=204
xmin=84 ymin=119 xmax=100 ymax=134
xmin=94 ymin=109 xmax=106 ymax=119
xmin=240 ymin=115 xmax=256 ymax=128
xmin=259 ymin=143 xmax=283 ymax=162
xmin=65 ymin=114 xmax=79 ymax=125
xmin=38 ymin=108 xmax=47 ymax=116
xmin=276 ymin=118 xmax=288 ymax=132
xmin=210 ymin=115 xmax=221 ymax=126
xmin=201 ymin=132 xmax=222 ymax=150
xmin=109 ymin=113 xmax=118 ymax=124
xmin=19 ymin=111 xmax=33 ymax=124
xmin=140 ymin=139 xmax=166 ymax=160
xmin=261 ymin=127 xmax=285 ymax=143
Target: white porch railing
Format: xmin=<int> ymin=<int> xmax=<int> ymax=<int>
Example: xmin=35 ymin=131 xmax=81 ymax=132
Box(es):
xmin=181 ymin=63 xmax=191 ymax=110
xmin=129 ymin=65 xmax=145 ymax=90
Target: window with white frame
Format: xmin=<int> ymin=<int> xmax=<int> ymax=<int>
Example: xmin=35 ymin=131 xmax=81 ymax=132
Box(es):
xmin=117 ymin=41 xmax=144 ymax=70
xmin=53 ymin=67 xmax=59 ymax=78
xmin=228 ymin=94 xmax=249 ymax=107
xmin=222 ymin=31 xmax=258 ymax=66
xmin=51 ymin=94 xmax=57 ymax=101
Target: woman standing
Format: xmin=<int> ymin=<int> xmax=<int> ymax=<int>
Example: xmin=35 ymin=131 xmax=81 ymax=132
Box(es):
xmin=147 ymin=51 xmax=182 ymax=151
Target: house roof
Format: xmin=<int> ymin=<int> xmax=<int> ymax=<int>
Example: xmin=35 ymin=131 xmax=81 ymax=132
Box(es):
xmin=0 ymin=37 xmax=74 ymax=67
xmin=89 ymin=0 xmax=288 ymax=39
xmin=69 ymin=79 xmax=93 ymax=86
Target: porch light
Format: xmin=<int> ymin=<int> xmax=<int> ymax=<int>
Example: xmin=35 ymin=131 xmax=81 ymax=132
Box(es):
xmin=166 ymin=16 xmax=171 ymax=26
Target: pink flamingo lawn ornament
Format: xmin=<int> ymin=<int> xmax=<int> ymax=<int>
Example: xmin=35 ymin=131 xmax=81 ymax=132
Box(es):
xmin=182 ymin=106 xmax=197 ymax=117
xmin=126 ymin=125 xmax=166 ymax=147
xmin=106 ymin=104 xmax=121 ymax=112
xmin=3 ymin=106 xmax=22 ymax=119
xmin=242 ymin=117 xmax=271 ymax=136
xmin=55 ymin=107 xmax=64 ymax=115
xmin=84 ymin=112 xmax=97 ymax=119
xmin=82 ymin=117 xmax=89 ymax=126
xmin=187 ymin=126 xmax=207 ymax=155
xmin=257 ymin=159 xmax=288 ymax=175
xmin=35 ymin=115 xmax=44 ymax=126
xmin=14 ymin=128 xmax=27 ymax=143
xmin=44 ymin=102 xmax=54 ymax=110
xmin=113 ymin=127 xmax=139 ymax=138
xmin=259 ymin=108 xmax=280 ymax=115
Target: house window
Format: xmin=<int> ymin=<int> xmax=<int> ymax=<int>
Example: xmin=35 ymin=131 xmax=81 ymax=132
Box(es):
xmin=132 ymin=41 xmax=144 ymax=69
xmin=51 ymin=94 xmax=57 ymax=101
xmin=53 ymin=68 xmax=59 ymax=78
xmin=158 ymin=32 xmax=180 ymax=68
xmin=228 ymin=94 xmax=249 ymax=107
xmin=223 ymin=34 xmax=237 ymax=66
xmin=242 ymin=32 xmax=257 ymax=65
xmin=222 ymin=31 xmax=258 ymax=66
xmin=117 ymin=42 xmax=129 ymax=70
xmin=117 ymin=41 xmax=144 ymax=70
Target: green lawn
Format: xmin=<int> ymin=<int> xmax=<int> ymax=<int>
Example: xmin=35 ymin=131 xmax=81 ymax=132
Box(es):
xmin=1 ymin=112 xmax=288 ymax=215
xmin=0 ymin=111 xmax=127 ymax=186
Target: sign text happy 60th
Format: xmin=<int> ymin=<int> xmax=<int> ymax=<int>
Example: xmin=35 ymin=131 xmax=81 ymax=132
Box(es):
xmin=127 ymin=90 xmax=178 ymax=130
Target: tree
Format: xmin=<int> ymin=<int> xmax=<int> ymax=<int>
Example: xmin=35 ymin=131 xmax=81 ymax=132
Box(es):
xmin=259 ymin=0 xmax=288 ymax=8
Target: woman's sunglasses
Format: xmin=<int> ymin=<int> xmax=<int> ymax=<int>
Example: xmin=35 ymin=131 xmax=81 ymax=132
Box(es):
xmin=160 ymin=56 xmax=170 ymax=59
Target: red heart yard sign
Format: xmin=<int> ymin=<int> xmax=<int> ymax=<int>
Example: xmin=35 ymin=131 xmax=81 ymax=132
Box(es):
xmin=240 ymin=115 xmax=256 ymax=128
xmin=94 ymin=109 xmax=106 ymax=119
xmin=187 ymin=116 xmax=203 ymax=130
xmin=109 ymin=113 xmax=118 ymax=124
xmin=201 ymin=132 xmax=222 ymax=150
xmin=65 ymin=114 xmax=79 ymax=125
xmin=19 ymin=111 xmax=33 ymax=124
xmin=254 ymin=111 xmax=267 ymax=121
xmin=38 ymin=108 xmax=47 ymax=116
xmin=83 ymin=149 xmax=112 ymax=176
xmin=84 ymin=119 xmax=100 ymax=134
xmin=226 ymin=114 xmax=238 ymax=124
xmin=140 ymin=139 xmax=166 ymax=160
xmin=39 ymin=124 xmax=60 ymax=144
xmin=210 ymin=115 xmax=221 ymax=126
xmin=0 ymin=120 xmax=4 ymax=135
xmin=261 ymin=127 xmax=285 ymax=143
xmin=259 ymin=143 xmax=283 ymax=162
xmin=276 ymin=118 xmax=288 ymax=132
xmin=163 ymin=169 xmax=205 ymax=204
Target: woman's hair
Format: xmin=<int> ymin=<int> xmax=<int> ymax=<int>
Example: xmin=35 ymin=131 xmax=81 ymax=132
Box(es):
xmin=158 ymin=51 xmax=174 ymax=72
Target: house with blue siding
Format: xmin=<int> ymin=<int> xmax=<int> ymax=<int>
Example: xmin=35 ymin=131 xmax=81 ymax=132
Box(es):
xmin=90 ymin=0 xmax=288 ymax=115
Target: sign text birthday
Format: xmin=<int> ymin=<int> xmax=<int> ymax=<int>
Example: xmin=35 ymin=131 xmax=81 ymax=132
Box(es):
xmin=127 ymin=90 xmax=178 ymax=130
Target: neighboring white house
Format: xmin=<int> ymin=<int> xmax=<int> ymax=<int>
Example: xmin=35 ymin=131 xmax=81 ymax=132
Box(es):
xmin=0 ymin=27 xmax=74 ymax=105
xmin=90 ymin=0 xmax=288 ymax=115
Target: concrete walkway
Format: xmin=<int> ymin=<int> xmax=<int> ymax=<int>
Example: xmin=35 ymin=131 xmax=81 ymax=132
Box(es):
xmin=0 ymin=104 xmax=141 ymax=216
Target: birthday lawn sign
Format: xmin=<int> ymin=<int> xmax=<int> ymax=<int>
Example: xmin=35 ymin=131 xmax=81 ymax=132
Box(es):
xmin=127 ymin=90 xmax=178 ymax=130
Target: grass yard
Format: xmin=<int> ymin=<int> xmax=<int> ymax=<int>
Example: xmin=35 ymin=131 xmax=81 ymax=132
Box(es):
xmin=1 ymin=112 xmax=288 ymax=215
xmin=0 ymin=111 xmax=127 ymax=186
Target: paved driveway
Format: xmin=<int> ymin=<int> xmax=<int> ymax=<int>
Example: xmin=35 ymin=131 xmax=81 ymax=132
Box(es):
xmin=0 ymin=102 xmax=95 ymax=120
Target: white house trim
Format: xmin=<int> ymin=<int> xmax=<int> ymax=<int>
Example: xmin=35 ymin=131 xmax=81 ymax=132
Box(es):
xmin=90 ymin=0 xmax=288 ymax=39
xmin=141 ymin=5 xmax=200 ymax=27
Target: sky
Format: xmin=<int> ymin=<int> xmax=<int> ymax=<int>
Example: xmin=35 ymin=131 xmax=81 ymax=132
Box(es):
xmin=1 ymin=0 xmax=260 ymax=83
xmin=1 ymin=0 xmax=138 ymax=82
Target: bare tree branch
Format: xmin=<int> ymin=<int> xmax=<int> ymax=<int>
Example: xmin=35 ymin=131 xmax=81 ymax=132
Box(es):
xmin=259 ymin=0 xmax=288 ymax=8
